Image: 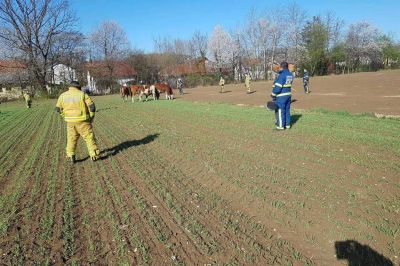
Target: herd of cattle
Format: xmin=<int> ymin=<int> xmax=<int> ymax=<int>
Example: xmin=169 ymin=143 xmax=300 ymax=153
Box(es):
xmin=120 ymin=83 xmax=174 ymax=102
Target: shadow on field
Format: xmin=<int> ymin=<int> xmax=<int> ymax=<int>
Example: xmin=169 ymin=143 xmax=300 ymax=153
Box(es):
xmin=100 ymin=133 xmax=160 ymax=160
xmin=335 ymin=240 xmax=393 ymax=266
xmin=291 ymin=114 xmax=302 ymax=126
xmin=247 ymin=91 xmax=257 ymax=94
xmin=75 ymin=134 xmax=159 ymax=163
xmin=97 ymin=106 xmax=119 ymax=112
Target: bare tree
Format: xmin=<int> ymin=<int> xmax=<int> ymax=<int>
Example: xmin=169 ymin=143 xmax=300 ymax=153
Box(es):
xmin=52 ymin=32 xmax=86 ymax=81
xmin=191 ymin=30 xmax=208 ymax=59
xmin=90 ymin=20 xmax=130 ymax=61
xmin=284 ymin=2 xmax=308 ymax=66
xmin=0 ymin=0 xmax=77 ymax=92
xmin=89 ymin=20 xmax=130 ymax=89
xmin=257 ymin=18 xmax=269 ymax=79
xmin=241 ymin=9 xmax=262 ymax=67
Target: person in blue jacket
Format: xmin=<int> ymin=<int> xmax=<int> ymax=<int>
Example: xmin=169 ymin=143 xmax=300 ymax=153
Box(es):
xmin=271 ymin=62 xmax=293 ymax=130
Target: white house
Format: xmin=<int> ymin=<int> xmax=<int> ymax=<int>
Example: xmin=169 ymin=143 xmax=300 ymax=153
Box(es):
xmin=51 ymin=64 xmax=76 ymax=85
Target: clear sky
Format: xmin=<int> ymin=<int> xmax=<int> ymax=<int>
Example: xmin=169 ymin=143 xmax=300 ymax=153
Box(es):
xmin=70 ymin=0 xmax=400 ymax=52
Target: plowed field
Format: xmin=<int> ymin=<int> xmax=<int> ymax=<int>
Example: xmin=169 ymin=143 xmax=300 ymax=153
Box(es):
xmin=181 ymin=69 xmax=400 ymax=116
xmin=1 ymin=95 xmax=399 ymax=265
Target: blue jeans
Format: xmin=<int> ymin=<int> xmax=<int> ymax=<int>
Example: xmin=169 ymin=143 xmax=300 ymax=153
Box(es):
xmin=275 ymin=96 xmax=291 ymax=128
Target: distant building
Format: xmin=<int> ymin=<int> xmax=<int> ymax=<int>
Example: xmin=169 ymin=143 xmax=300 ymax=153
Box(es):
xmin=0 ymin=60 xmax=29 ymax=101
xmin=51 ymin=64 xmax=76 ymax=85
xmin=0 ymin=60 xmax=29 ymax=87
xmin=85 ymin=61 xmax=136 ymax=94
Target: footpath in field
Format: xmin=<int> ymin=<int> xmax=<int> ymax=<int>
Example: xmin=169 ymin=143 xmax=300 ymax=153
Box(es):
xmin=0 ymin=97 xmax=399 ymax=265
xmin=181 ymin=69 xmax=400 ymax=116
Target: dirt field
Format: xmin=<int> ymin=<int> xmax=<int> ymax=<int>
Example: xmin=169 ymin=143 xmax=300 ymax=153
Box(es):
xmin=0 ymin=86 xmax=399 ymax=265
xmin=181 ymin=70 xmax=400 ymax=116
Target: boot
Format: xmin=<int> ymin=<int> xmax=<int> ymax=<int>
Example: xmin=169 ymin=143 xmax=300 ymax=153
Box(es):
xmin=91 ymin=150 xmax=100 ymax=161
xmin=67 ymin=155 xmax=76 ymax=164
xmin=91 ymin=155 xmax=99 ymax=161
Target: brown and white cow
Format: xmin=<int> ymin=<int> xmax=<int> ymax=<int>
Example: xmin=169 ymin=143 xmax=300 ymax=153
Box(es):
xmin=154 ymin=83 xmax=173 ymax=100
xmin=129 ymin=85 xmax=143 ymax=103
xmin=139 ymin=85 xmax=158 ymax=102
xmin=130 ymin=85 xmax=158 ymax=102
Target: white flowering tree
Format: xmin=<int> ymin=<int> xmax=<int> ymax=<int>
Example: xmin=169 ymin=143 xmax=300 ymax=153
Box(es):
xmin=345 ymin=22 xmax=383 ymax=71
xmin=208 ymin=25 xmax=234 ymax=69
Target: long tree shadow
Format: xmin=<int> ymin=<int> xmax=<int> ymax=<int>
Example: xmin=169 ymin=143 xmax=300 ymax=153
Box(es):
xmin=335 ymin=240 xmax=393 ymax=266
xmin=100 ymin=133 xmax=159 ymax=160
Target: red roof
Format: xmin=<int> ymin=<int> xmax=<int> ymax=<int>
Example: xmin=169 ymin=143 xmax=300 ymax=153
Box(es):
xmin=86 ymin=61 xmax=136 ymax=78
xmin=0 ymin=60 xmax=27 ymax=73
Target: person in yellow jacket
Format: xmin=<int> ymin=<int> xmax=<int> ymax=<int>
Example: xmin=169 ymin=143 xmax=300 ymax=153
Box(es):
xmin=56 ymin=81 xmax=100 ymax=163
xmin=219 ymin=76 xmax=225 ymax=93
xmin=22 ymin=91 xmax=32 ymax=108
xmin=245 ymin=73 xmax=251 ymax=94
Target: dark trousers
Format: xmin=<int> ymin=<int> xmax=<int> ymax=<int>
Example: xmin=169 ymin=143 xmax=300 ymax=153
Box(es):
xmin=275 ymin=96 xmax=291 ymax=128
xmin=303 ymin=81 xmax=309 ymax=93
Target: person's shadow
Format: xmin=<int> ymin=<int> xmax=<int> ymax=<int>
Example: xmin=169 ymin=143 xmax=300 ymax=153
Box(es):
xmin=97 ymin=106 xmax=119 ymax=112
xmin=335 ymin=240 xmax=393 ymax=266
xmin=100 ymin=133 xmax=159 ymax=160
xmin=291 ymin=114 xmax=302 ymax=126
xmin=75 ymin=133 xmax=159 ymax=162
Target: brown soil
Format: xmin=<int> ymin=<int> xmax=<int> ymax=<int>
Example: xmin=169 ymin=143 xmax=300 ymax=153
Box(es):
xmin=1 ymin=83 xmax=399 ymax=265
xmin=180 ymin=69 xmax=400 ymax=116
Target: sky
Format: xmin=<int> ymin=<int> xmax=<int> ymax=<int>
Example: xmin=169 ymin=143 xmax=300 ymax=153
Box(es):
xmin=70 ymin=0 xmax=400 ymax=52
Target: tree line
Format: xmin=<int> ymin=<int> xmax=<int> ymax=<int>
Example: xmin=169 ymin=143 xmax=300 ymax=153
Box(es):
xmin=0 ymin=0 xmax=399 ymax=94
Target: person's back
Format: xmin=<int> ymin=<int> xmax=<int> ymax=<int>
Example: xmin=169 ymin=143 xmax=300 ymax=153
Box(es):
xmin=303 ymin=70 xmax=309 ymax=82
xmin=303 ymin=70 xmax=310 ymax=94
xmin=58 ymin=87 xmax=92 ymax=122
xmin=271 ymin=62 xmax=293 ymax=130
xmin=56 ymin=81 xmax=99 ymax=163
xmin=219 ymin=77 xmax=225 ymax=93
xmin=245 ymin=74 xmax=250 ymax=84
xmin=177 ymin=78 xmax=184 ymax=95
xmin=245 ymin=74 xmax=251 ymax=93
xmin=23 ymin=92 xmax=32 ymax=108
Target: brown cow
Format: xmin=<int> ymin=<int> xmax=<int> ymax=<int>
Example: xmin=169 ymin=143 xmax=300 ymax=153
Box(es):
xmin=120 ymin=85 xmax=131 ymax=102
xmin=154 ymin=83 xmax=173 ymax=100
xmin=129 ymin=85 xmax=143 ymax=102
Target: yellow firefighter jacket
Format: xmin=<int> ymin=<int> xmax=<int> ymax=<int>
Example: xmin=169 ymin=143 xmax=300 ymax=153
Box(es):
xmin=56 ymin=87 xmax=95 ymax=123
xmin=23 ymin=93 xmax=30 ymax=101
xmin=245 ymin=75 xmax=251 ymax=86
